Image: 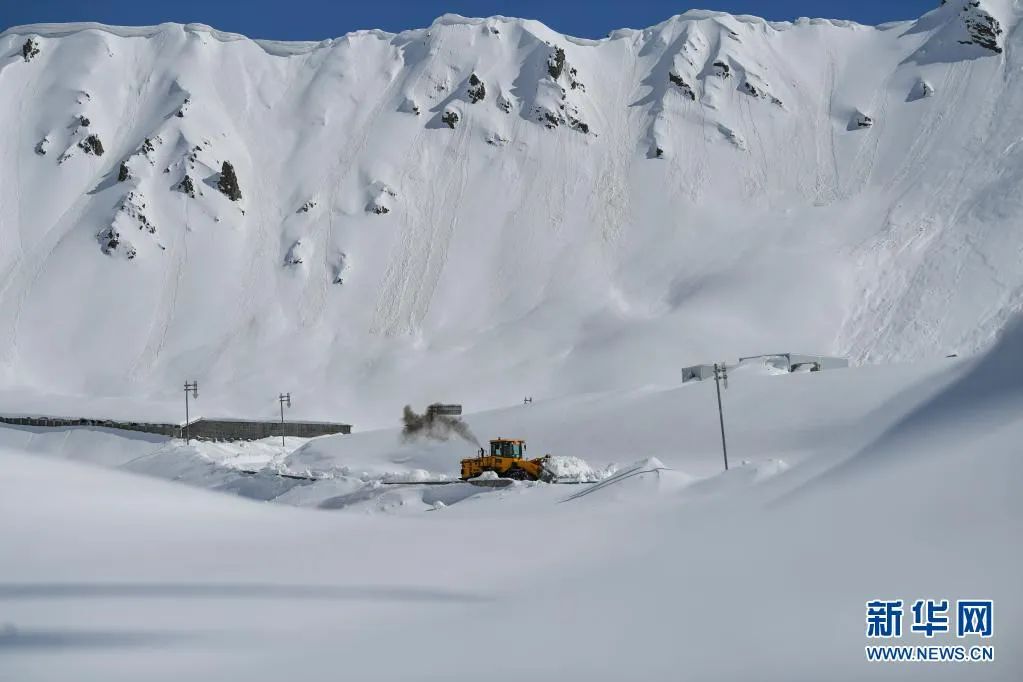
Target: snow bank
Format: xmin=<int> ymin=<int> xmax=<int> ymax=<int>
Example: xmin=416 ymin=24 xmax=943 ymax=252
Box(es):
xmin=543 ymin=455 xmax=614 ymax=482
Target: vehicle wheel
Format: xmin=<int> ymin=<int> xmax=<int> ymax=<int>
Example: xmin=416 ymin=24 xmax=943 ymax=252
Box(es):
xmin=504 ymin=467 xmax=529 ymax=481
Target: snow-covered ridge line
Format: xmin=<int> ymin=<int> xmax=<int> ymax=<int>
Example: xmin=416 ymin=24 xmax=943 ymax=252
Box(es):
xmin=0 ymin=21 xmax=389 ymax=57
xmin=1 ymin=7 xmax=897 ymax=54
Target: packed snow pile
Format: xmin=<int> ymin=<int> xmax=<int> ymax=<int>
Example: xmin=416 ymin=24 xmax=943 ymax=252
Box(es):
xmin=744 ymin=457 xmax=791 ymax=482
xmin=380 ymin=469 xmax=452 ymax=484
xmin=730 ymin=357 xmax=792 ymax=377
xmin=0 ymin=4 xmax=1021 ymax=426
xmin=543 ymin=455 xmax=614 ymax=483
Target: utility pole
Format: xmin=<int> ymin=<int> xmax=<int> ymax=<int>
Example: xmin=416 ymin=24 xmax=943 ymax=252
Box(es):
xmin=183 ymin=381 xmax=198 ymax=442
xmin=713 ymin=363 xmax=729 ymax=471
xmin=278 ymin=392 xmax=291 ymax=449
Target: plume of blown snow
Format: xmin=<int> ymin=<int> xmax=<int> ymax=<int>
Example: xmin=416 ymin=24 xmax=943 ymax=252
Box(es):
xmin=401 ymin=404 xmax=480 ymax=446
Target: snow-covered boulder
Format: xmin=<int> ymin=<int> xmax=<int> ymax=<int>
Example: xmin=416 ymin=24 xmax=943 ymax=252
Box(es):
xmin=852 ymin=111 xmax=873 ymax=129
xmin=441 ymin=110 xmax=459 ymax=129
xmin=332 ymin=252 xmax=349 ymax=284
xmin=909 ymin=78 xmax=935 ymax=101
xmin=283 ymin=239 xmax=308 ymax=266
xmin=366 ymin=183 xmax=397 ymax=215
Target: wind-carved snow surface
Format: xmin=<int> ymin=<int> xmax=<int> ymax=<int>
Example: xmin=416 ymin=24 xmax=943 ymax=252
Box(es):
xmin=0 ymin=2 xmax=1021 ymax=427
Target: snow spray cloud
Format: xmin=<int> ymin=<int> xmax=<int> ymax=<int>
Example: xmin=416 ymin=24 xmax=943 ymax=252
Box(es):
xmin=401 ymin=404 xmax=480 ymax=447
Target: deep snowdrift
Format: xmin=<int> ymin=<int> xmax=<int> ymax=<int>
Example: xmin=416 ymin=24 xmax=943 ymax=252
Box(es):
xmin=0 ymin=2 xmax=1022 ymax=427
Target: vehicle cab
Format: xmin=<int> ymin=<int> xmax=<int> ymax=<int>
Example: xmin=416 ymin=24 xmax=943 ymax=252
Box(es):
xmin=489 ymin=438 xmax=525 ymax=458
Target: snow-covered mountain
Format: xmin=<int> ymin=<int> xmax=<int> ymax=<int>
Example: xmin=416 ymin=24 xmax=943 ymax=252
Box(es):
xmin=0 ymin=0 xmax=1020 ymax=426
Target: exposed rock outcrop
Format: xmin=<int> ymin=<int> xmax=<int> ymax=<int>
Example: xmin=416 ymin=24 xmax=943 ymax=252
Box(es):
xmin=141 ymin=137 xmax=157 ymax=155
xmin=176 ymin=175 xmax=196 ymax=198
xmin=118 ymin=162 xmax=130 ymax=182
xmin=718 ymin=124 xmax=746 ymax=150
xmin=486 ymin=131 xmax=509 ymax=146
xmin=119 ymin=191 xmax=156 ymax=234
xmin=467 ymin=73 xmax=486 ymax=103
xmin=533 ymin=46 xmax=591 ymax=135
xmin=959 ymin=1 xmax=1003 ymax=53
xmin=547 ymin=47 xmax=566 ymax=80
xmin=669 ymin=71 xmax=696 ymax=101
xmin=78 ymin=134 xmax=104 ymax=156
xmin=740 ymin=80 xmax=783 ymax=106
xmin=441 ymin=110 xmax=459 ymax=129
xmin=176 ymin=97 xmax=191 ymax=118
xmin=217 ymin=161 xmax=242 ymax=201
xmin=22 ymin=38 xmax=39 ymax=62
xmin=97 ymin=226 xmax=135 ymax=259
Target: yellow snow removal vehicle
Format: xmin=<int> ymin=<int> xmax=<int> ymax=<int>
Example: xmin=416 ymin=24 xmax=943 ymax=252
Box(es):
xmin=460 ymin=438 xmax=554 ymax=482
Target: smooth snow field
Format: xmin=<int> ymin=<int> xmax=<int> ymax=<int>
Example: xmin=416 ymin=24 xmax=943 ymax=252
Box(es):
xmin=2 ymin=322 xmax=1021 ymax=680
xmin=1 ymin=2 xmax=1022 ymax=680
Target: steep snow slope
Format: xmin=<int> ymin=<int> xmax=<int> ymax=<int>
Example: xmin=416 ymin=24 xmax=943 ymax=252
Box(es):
xmin=0 ymin=2 xmax=1021 ymax=426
